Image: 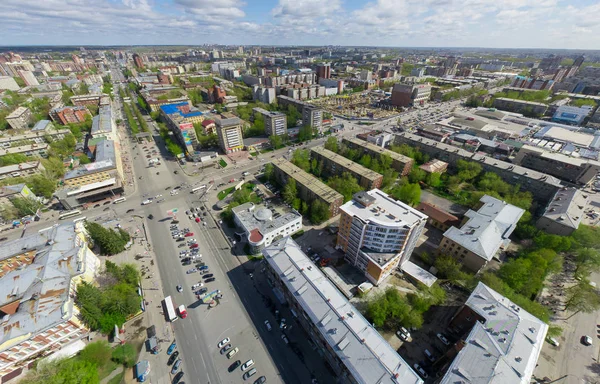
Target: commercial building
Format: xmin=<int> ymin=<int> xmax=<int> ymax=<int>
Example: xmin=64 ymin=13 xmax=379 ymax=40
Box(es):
xmin=441 ymin=282 xmax=548 ymax=384
xmin=253 ymin=108 xmax=287 ymax=137
xmin=394 ymin=132 xmax=563 ymax=202
xmin=262 ymin=237 xmax=423 ymax=384
xmin=439 ymin=195 xmax=524 ymax=272
xmin=232 ymin=202 xmax=302 ymax=253
xmin=50 ymin=106 xmax=91 ymax=125
xmin=310 ymin=146 xmax=383 ymax=190
xmin=342 ymin=137 xmax=414 ymax=176
xmin=90 ymin=105 xmax=116 ymax=139
xmin=552 ymin=105 xmax=594 ymax=126
xmin=159 ymin=102 xmax=201 ymax=154
xmin=0 ymin=223 xmax=101 ymax=382
xmin=536 ymin=187 xmax=587 ymax=236
xmin=5 ymin=107 xmax=32 ymax=130
xmin=0 ymin=161 xmax=45 ymax=181
xmin=215 ymin=114 xmax=244 ymax=154
xmin=272 ymin=158 xmax=343 ymax=217
xmin=492 ymin=97 xmax=548 ymax=116
xmin=0 ymin=76 xmax=19 ymax=91
xmin=337 ymin=190 xmax=428 ymax=285
xmin=252 ymin=86 xmax=276 ymax=104
xmin=513 ymin=144 xmax=600 ymax=185
xmin=391 ymin=83 xmax=431 ymax=107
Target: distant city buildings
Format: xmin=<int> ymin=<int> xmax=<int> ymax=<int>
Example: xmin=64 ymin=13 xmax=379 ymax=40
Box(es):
xmin=337 ymin=189 xmax=428 ymax=285
xmin=50 ymin=106 xmax=91 ymax=125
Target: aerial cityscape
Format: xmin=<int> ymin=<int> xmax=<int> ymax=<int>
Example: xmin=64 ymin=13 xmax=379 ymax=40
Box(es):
xmin=1 ymin=2 xmax=600 ymax=384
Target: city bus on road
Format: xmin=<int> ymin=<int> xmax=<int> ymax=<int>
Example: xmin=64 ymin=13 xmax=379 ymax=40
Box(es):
xmin=191 ymin=185 xmax=206 ymax=194
xmin=163 ymin=296 xmax=178 ymax=322
xmin=113 ymin=197 xmax=127 ymax=204
xmin=59 ymin=210 xmax=82 ymax=220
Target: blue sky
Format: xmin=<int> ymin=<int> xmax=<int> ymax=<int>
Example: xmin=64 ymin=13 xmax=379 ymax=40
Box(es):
xmin=1 ymin=0 xmax=599 ymax=49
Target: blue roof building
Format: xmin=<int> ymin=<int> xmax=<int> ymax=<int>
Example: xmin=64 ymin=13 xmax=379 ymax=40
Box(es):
xmin=552 ymin=105 xmax=593 ymax=126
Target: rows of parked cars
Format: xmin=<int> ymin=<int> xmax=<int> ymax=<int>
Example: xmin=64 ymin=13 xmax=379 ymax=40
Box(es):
xmin=166 ymin=340 xmax=185 ymax=383
xmin=218 ymin=336 xmax=265 ymax=382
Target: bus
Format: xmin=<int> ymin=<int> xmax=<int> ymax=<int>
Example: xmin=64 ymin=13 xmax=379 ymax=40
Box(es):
xmin=163 ymin=296 xmax=178 ymax=322
xmin=191 ymin=185 xmax=206 ymax=194
xmin=59 ymin=210 xmax=82 ymax=220
xmin=113 ymin=197 xmax=127 ymax=204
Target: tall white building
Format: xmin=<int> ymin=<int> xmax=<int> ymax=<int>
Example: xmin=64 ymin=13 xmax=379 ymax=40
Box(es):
xmin=337 ymin=189 xmax=428 ymax=285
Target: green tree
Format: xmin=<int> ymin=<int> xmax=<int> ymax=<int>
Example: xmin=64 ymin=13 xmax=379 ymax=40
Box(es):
xmin=263 ymin=163 xmax=274 ymax=182
xmin=84 ymin=221 xmax=130 ymax=255
xmin=282 ymin=178 xmax=298 ymax=204
xmin=564 ymin=278 xmax=600 ymax=314
xmin=298 ymin=125 xmax=313 ymax=142
xmin=11 ymin=197 xmax=43 ymax=217
xmin=391 ymin=183 xmax=421 ymax=206
xmin=0 ymin=204 xmax=19 ymax=220
xmin=28 ymin=175 xmax=56 ymax=198
xmin=574 ymin=248 xmax=600 ymax=276
xmin=291 ymin=149 xmax=311 ymax=171
xmin=269 ymin=134 xmax=283 ymax=149
xmin=285 ymin=105 xmax=301 ymax=127
xmin=324 ymin=136 xmax=339 ymax=152
xmin=426 ymin=172 xmax=441 ymax=188
xmin=79 ymin=341 xmax=112 ymax=368
xmin=434 ymin=255 xmax=470 ymax=283
xmin=408 ymin=168 xmax=426 ymax=184
xmin=112 ymin=343 xmax=137 ymax=367
xmin=19 ymin=359 xmax=98 ymax=384
xmin=328 ymin=172 xmax=363 ymax=202
xmin=309 ymin=200 xmax=330 ymax=224
xmin=456 ymin=159 xmax=482 ymax=181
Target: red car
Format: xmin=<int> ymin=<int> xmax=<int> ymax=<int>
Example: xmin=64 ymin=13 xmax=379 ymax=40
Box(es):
xmin=190 ymin=244 xmax=199 ymax=249
xmin=195 ymin=217 xmax=201 ymax=223
xmin=185 ymin=232 xmax=194 ymax=237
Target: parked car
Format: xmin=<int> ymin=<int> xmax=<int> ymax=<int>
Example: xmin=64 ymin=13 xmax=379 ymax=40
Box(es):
xmin=226 ymin=347 xmax=239 ymax=359
xmin=203 ymin=274 xmax=214 ymax=279
xmin=243 ymin=368 xmax=257 ymax=380
xmin=264 ymin=320 xmax=272 ymax=331
xmin=204 ymin=277 xmax=216 ymax=283
xmin=437 ymin=333 xmax=450 ymax=346
xmin=167 ymin=340 xmax=177 ymax=355
xmin=195 ymin=287 xmax=208 ymax=295
xmin=191 ymin=283 xmax=203 ymax=290
xmin=228 ymin=360 xmax=241 ymax=372
xmin=218 ymin=338 xmax=231 ymax=348
xmin=546 ymin=337 xmax=560 ymax=347
xmin=176 ymin=285 xmax=183 ymax=292
xmin=167 ymin=351 xmax=179 ymax=365
xmin=424 ymin=349 xmax=436 ymax=363
xmin=185 ymin=232 xmax=194 ymax=237
xmin=220 ymin=344 xmax=232 ymax=355
xmin=253 ymin=376 xmax=266 ymax=384
xmin=413 ymin=363 xmax=428 ymax=379
xmin=242 ymin=359 xmax=255 ymax=371
xmin=173 ymin=371 xmax=184 ymax=384
xmin=171 ymin=359 xmax=182 ymax=374
xmin=281 ymin=334 xmax=289 ymax=344
xmin=582 ymin=335 xmax=593 ymax=346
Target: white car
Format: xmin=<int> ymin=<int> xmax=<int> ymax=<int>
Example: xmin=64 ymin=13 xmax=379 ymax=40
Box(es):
xmin=191 ymin=283 xmax=204 ymax=290
xmin=218 ymin=338 xmax=230 ymax=348
xmin=241 ymin=359 xmax=255 ymax=371
xmin=437 ymin=333 xmax=450 ymax=345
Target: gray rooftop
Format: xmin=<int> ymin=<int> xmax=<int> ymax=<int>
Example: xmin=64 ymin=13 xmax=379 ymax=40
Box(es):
xmin=91 ymin=105 xmax=113 ymax=135
xmin=540 ymin=187 xmax=588 ymax=230
xmin=95 ymin=139 xmax=116 ymax=163
xmin=262 ymin=237 xmax=422 ymax=384
xmin=64 ymin=139 xmax=115 ymax=180
xmin=440 ymin=282 xmax=547 ymax=384
xmin=232 ymin=202 xmax=301 ymax=238
xmin=443 ymin=195 xmax=524 ymax=261
xmin=31 ymin=120 xmax=52 ymax=132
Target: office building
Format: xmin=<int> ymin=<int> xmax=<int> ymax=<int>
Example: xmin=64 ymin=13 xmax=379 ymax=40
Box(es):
xmin=536 ymin=187 xmax=587 ymax=236
xmin=215 ymin=114 xmax=244 ymax=153
xmin=50 ymin=106 xmax=91 ymax=125
xmin=252 ymin=85 xmax=276 ymax=104
xmin=0 ymin=76 xmax=19 ymax=91
xmin=439 ymin=195 xmax=524 ymax=272
xmin=262 ymin=237 xmax=423 ymax=384
xmin=391 ymin=83 xmax=431 ymax=107
xmin=253 ymin=108 xmax=287 ymax=137
xmin=272 ymin=158 xmax=343 ymax=217
xmin=342 ymin=137 xmax=414 ymax=176
xmin=132 ymin=53 xmax=144 ymax=69
xmin=337 ymin=190 xmax=428 ymax=286
xmin=302 ymin=105 xmax=323 ymax=131
xmin=551 ymin=105 xmax=593 ymax=126
xmin=232 ymin=202 xmax=302 ymax=253
xmin=159 ymin=102 xmax=202 ymax=154
xmin=0 ymin=223 xmax=101 ymax=382
xmin=5 ymin=107 xmax=32 ymax=130
xmin=513 ymin=144 xmax=600 ymax=185
xmin=441 ymin=282 xmax=547 ymax=384
xmin=17 ymin=70 xmax=39 ymax=86
xmin=316 ymin=63 xmax=331 ymax=79
xmin=310 ymin=146 xmax=383 ymax=190
xmin=394 ymin=132 xmax=563 ymax=202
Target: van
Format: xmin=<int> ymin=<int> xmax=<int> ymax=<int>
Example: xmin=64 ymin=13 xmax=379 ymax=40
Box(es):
xmin=243 ymin=368 xmax=257 ymax=380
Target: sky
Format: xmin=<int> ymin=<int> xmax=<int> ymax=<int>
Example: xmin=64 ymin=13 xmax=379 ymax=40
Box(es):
xmin=1 ymin=0 xmax=599 ymax=49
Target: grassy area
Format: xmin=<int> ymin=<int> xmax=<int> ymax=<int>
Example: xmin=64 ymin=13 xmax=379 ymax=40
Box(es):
xmin=98 ymin=360 xmax=120 ymax=381
xmin=107 ymin=369 xmax=125 ymax=384
xmin=218 ymin=158 xmax=227 ymax=168
xmin=250 ymin=151 xmax=259 ymax=157
xmin=259 ymin=148 xmax=274 ymax=154
xmin=217 ymin=187 xmax=235 ymax=200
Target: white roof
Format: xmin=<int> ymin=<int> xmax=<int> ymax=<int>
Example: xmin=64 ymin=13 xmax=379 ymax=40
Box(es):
xmin=400 ymin=261 xmax=437 ymax=287
xmin=443 ymin=195 xmax=524 ymax=261
xmin=441 ymin=283 xmax=548 ymax=384
xmin=263 ymin=237 xmax=422 ymax=384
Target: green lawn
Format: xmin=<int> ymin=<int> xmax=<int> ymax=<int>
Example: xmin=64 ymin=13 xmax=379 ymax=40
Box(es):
xmin=217 ymin=187 xmax=235 ymax=200
xmin=259 ymin=148 xmax=274 ymax=154
xmin=218 ymin=159 xmax=228 ymax=168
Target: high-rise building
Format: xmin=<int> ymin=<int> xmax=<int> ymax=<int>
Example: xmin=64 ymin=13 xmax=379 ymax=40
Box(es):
xmin=337 ymin=189 xmax=428 ymax=285
xmin=215 ymin=114 xmax=244 ymax=153
xmin=252 ymin=85 xmax=276 ymax=104
xmin=253 ymin=108 xmax=287 ymax=137
xmin=302 ymin=104 xmax=323 ymax=132
xmin=573 ymin=55 xmax=585 ymax=68
xmin=391 ymin=83 xmax=431 ymax=107
xmin=316 ymin=63 xmax=331 ymax=79
xmin=132 ymin=53 xmax=144 ymax=69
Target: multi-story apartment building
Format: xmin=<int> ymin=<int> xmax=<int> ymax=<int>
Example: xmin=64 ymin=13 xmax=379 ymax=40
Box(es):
xmin=70 ymin=94 xmax=104 ymax=107
xmin=492 ymin=97 xmax=548 ymax=116
xmin=391 ymin=83 xmax=432 ymax=107
xmin=513 ymin=144 xmax=600 ymax=185
xmin=252 ymin=86 xmax=276 ymax=104
xmin=394 ymin=132 xmax=563 ymax=202
xmin=337 ymin=190 xmax=428 ymax=285
xmin=132 ymin=53 xmax=144 ymax=68
xmin=342 ymin=137 xmax=414 ymax=176
xmin=0 ymin=161 xmax=45 ymax=181
xmin=0 ymin=223 xmax=101 ymax=382
xmin=50 ymin=106 xmax=91 ymax=125
xmin=0 ymin=124 xmax=68 ymax=150
xmin=536 ymin=187 xmax=587 ymax=236
xmin=17 ymin=70 xmax=39 ymax=86
xmin=316 ymin=63 xmax=331 ymax=79
xmin=439 ymin=195 xmax=524 ymax=272
xmin=302 ymin=104 xmax=323 ymax=132
xmin=0 ymin=76 xmax=19 ymax=91
xmin=271 ymin=158 xmax=343 ymax=217
xmin=5 ymin=107 xmax=32 ymax=130
xmin=253 ymin=108 xmax=287 ymax=137
xmin=232 ymin=202 xmax=302 ymax=253
xmin=262 ymin=237 xmax=423 ymax=384
xmin=215 ymin=114 xmax=244 ymax=153
xmin=310 ymin=146 xmax=383 ymax=190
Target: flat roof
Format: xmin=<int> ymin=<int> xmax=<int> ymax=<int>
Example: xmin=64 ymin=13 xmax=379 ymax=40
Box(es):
xmin=495 ymin=97 xmax=548 ymax=107
xmin=441 ymin=282 xmax=548 ymax=384
xmin=263 ymin=237 xmax=422 ymax=384
xmin=0 ymin=161 xmax=42 ymax=175
xmin=400 ymin=261 xmax=437 ymax=288
xmin=416 ymin=202 xmax=459 ymax=225
xmin=91 ymin=105 xmax=113 ymax=135
xmin=6 ymin=106 xmax=29 ymax=119
xmin=272 ymin=158 xmax=343 ymax=204
xmin=252 ymin=107 xmax=285 ymax=118
xmin=31 ymin=120 xmax=52 ymax=131
xmin=232 ymin=202 xmax=301 ymax=239
xmin=159 ymin=102 xmax=203 ymax=118
xmin=310 ymin=146 xmax=382 ymax=183
xmin=443 ymin=195 xmax=524 ymax=261
xmin=342 ymin=137 xmax=413 ymax=166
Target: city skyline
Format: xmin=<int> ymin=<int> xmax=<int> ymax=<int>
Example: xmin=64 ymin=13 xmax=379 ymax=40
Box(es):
xmin=1 ymin=0 xmax=599 ymax=49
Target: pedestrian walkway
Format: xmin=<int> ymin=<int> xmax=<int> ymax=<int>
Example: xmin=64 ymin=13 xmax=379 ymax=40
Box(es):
xmin=100 ymin=365 xmax=123 ymax=384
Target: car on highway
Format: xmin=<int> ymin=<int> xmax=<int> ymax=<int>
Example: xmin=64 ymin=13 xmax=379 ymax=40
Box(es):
xmin=173 ymin=371 xmax=184 ymax=383
xmin=226 ymin=347 xmax=239 ymax=359
xmin=167 ymin=351 xmax=179 ymax=365
xmin=413 ymin=363 xmax=428 ymax=379
xmin=204 ymin=277 xmax=216 ymax=283
xmin=167 ymin=340 xmax=177 ymax=355
xmin=241 ymin=359 xmax=255 ymax=371
xmin=176 ymin=285 xmax=183 ymax=292
xmin=229 ymin=360 xmax=242 ymax=372
xmin=218 ymin=338 xmax=231 ymax=348
xmin=220 ymin=344 xmax=232 ymax=355
xmin=243 ymin=368 xmax=257 ymax=380
xmin=264 ymin=320 xmax=272 ymax=331
xmin=171 ymin=359 xmax=182 ymax=374
xmin=437 ymin=333 xmax=450 ymax=345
